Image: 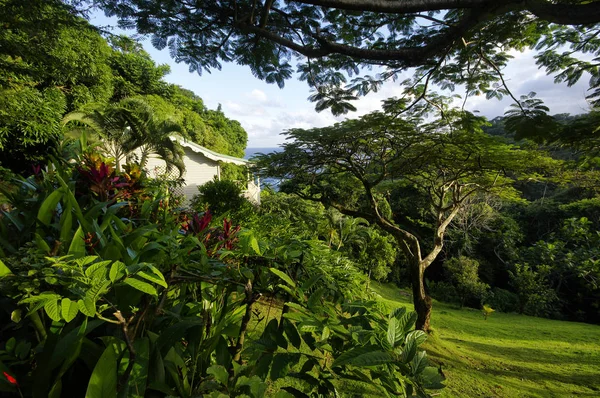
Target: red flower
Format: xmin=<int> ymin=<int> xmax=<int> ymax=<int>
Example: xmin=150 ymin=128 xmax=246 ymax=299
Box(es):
xmin=3 ymin=371 xmax=18 ymax=386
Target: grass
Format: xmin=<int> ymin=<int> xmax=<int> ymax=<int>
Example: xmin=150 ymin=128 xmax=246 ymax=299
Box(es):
xmin=246 ymin=283 xmax=600 ymax=397
xmin=372 ymin=282 xmax=600 ymax=398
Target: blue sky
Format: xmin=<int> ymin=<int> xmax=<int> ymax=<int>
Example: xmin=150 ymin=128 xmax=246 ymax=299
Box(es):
xmin=91 ymin=12 xmax=593 ymax=148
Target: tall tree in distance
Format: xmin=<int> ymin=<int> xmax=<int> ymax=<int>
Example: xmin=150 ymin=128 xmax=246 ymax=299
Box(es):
xmin=257 ymin=103 xmax=558 ymax=331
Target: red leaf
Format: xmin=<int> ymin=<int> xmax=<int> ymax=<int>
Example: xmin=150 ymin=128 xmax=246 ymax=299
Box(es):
xmin=3 ymin=371 xmax=18 ymax=386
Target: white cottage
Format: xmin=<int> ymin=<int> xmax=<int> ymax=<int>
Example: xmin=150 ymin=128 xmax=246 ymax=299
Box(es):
xmin=141 ymin=137 xmax=260 ymax=205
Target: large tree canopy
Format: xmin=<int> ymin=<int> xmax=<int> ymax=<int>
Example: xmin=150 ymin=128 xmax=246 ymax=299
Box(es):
xmin=92 ymin=0 xmax=600 ymax=115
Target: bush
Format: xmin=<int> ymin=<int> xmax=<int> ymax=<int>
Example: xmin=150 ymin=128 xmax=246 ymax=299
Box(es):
xmin=445 ymin=256 xmax=489 ymax=308
xmin=191 ymin=178 xmax=251 ymax=216
xmin=482 ymin=287 xmax=520 ymax=313
xmin=428 ymin=280 xmax=460 ymax=304
xmin=510 ymin=263 xmax=560 ymax=318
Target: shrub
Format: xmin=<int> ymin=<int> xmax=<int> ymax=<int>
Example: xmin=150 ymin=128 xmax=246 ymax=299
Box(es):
xmin=428 ymin=280 xmax=460 ymax=305
xmin=483 ymin=287 xmax=520 ymax=313
xmin=445 ymin=256 xmax=489 ymax=308
xmin=191 ymin=178 xmax=251 ymax=216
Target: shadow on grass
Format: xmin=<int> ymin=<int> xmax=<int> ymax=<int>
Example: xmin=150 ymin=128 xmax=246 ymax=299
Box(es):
xmin=443 ymin=338 xmax=600 ymax=390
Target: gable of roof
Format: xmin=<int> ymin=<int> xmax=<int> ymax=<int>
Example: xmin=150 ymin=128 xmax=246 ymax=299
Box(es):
xmin=171 ymin=136 xmax=249 ymax=166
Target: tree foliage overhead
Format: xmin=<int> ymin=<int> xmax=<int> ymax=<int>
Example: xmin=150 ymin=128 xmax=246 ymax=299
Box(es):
xmin=93 ymin=0 xmax=600 ymax=114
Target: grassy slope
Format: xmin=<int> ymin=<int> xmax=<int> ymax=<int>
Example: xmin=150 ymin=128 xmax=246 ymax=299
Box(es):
xmin=372 ymin=282 xmax=600 ymax=398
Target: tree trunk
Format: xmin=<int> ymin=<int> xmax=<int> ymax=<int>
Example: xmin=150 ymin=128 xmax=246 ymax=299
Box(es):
xmin=411 ymin=259 xmax=432 ymax=332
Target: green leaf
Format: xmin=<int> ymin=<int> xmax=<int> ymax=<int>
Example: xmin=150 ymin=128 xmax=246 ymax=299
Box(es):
xmin=401 ymin=335 xmax=417 ymax=363
xmin=332 ymin=345 xmax=393 ymax=368
xmin=123 ymin=277 xmax=157 ymax=296
xmin=119 ymin=338 xmax=150 ymax=398
xmin=307 ymin=287 xmax=326 ymax=310
xmin=68 ymin=225 xmax=86 ymax=259
xmin=207 ymin=365 xmax=229 ymax=386
xmin=0 ymin=258 xmax=12 ymax=277
xmin=250 ymin=235 xmax=261 ymax=255
xmin=35 ymin=233 xmax=51 ymax=253
xmin=269 ymin=268 xmax=296 ymax=288
xmin=61 ymin=298 xmax=79 ymax=322
xmin=78 ymin=297 xmax=96 ymax=317
xmin=59 ymin=203 xmax=73 ymax=244
xmin=44 ymin=299 xmax=61 ymax=322
xmin=387 ymin=317 xmax=404 ymax=348
xmin=38 ymin=189 xmax=63 ymax=226
xmin=283 ymin=319 xmax=301 ymax=349
xmin=136 ymin=270 xmax=167 ymax=288
xmin=270 ymin=353 xmax=298 ymax=381
xmin=85 ymin=260 xmax=111 ymax=279
xmin=397 ymin=311 xmax=418 ymax=336
xmin=406 ymin=329 xmax=427 ymax=346
xmin=86 ymin=343 xmax=118 ymax=398
xmin=109 ymin=261 xmax=126 ymax=283
xmin=411 ymin=350 xmax=428 ymax=376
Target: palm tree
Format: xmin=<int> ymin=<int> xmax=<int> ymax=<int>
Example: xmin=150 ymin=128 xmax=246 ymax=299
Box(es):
xmin=62 ymin=98 xmax=185 ymax=176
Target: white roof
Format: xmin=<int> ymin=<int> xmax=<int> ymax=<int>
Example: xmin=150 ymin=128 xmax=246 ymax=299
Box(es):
xmin=172 ymin=136 xmax=249 ymax=166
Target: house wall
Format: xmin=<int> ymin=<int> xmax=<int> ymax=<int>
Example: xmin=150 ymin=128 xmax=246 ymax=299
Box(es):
xmin=139 ymin=147 xmax=220 ymax=201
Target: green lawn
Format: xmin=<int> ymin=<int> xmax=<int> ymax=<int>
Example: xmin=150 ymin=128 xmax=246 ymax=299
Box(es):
xmin=372 ymin=282 xmax=600 ymax=398
xmin=247 ymin=283 xmax=600 ymax=397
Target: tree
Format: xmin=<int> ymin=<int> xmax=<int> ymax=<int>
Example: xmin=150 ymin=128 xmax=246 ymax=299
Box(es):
xmin=0 ymin=0 xmax=113 ymax=171
xmin=63 ymin=98 xmax=185 ymax=175
xmin=93 ymin=0 xmax=600 ymax=117
xmin=257 ymin=105 xmax=555 ymax=330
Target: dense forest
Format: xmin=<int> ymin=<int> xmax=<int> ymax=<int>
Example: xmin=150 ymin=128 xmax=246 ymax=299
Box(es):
xmin=1 ymin=0 xmax=599 ymax=397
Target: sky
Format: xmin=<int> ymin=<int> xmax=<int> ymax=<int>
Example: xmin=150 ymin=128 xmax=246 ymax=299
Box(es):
xmin=91 ymin=13 xmax=593 ymax=148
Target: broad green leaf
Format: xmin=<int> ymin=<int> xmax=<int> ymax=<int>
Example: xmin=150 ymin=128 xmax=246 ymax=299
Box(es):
xmin=68 ymin=225 xmax=86 ymax=259
xmin=136 ymin=270 xmax=167 ymax=288
xmin=250 ymin=235 xmax=261 ymax=255
xmin=333 ymin=345 xmax=393 ymax=368
xmin=387 ymin=317 xmax=404 ymax=348
xmin=390 ymin=306 xmax=407 ymax=320
xmin=397 ymin=311 xmax=418 ymax=336
xmin=44 ymin=299 xmax=61 ymax=322
xmin=283 ymin=319 xmax=301 ymax=349
xmin=270 ymin=353 xmax=299 ymax=381
xmin=61 ymin=298 xmax=78 ymax=322
xmin=85 ymin=260 xmax=111 ymax=279
xmin=123 ymin=277 xmax=157 ymax=296
xmin=0 ymin=258 xmax=12 ymax=277
xmin=78 ymin=297 xmax=96 ymax=317
xmin=401 ymin=335 xmax=417 ymax=363
xmin=38 ymin=189 xmax=63 ymax=226
xmin=307 ymin=287 xmax=326 ymax=310
xmin=109 ymin=261 xmax=126 ymax=283
xmin=119 ymin=338 xmax=150 ymax=398
xmin=86 ymin=343 xmax=118 ymax=398
xmin=11 ymin=309 xmax=21 ymax=323
xmin=35 ymin=233 xmax=51 ymax=253
xmin=411 ymin=350 xmax=428 ymax=376
xmin=59 ymin=203 xmax=73 ymax=244
xmin=269 ymin=268 xmax=296 ymax=288
xmin=207 ymin=365 xmax=229 ymax=386
xmin=300 ymin=274 xmax=322 ymax=292
xmin=406 ymin=329 xmax=427 ymax=346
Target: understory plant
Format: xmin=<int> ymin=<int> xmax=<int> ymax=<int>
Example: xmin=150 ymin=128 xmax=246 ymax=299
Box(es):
xmin=0 ymin=143 xmax=441 ymax=397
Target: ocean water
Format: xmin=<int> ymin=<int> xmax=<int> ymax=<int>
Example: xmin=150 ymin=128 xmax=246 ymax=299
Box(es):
xmin=244 ymin=147 xmax=281 ymax=160
xmin=244 ymin=147 xmax=282 ymax=190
